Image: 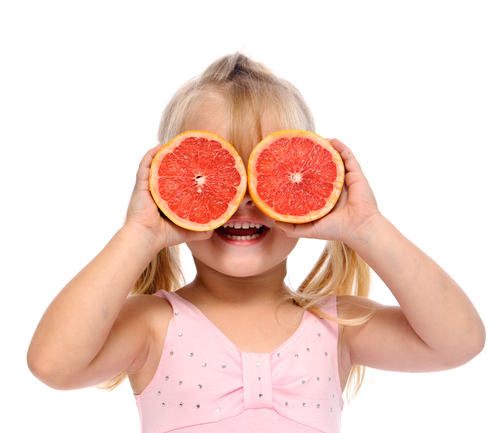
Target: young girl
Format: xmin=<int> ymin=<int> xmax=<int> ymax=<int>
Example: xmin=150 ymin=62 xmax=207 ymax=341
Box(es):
xmin=27 ymin=53 xmax=485 ymax=433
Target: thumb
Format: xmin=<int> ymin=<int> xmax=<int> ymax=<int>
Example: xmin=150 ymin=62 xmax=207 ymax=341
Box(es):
xmin=185 ymin=230 xmax=214 ymax=242
xmin=275 ymin=221 xmax=317 ymax=239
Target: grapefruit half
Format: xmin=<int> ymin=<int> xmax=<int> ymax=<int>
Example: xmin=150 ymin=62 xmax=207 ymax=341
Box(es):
xmin=248 ymin=130 xmax=344 ymax=223
xmin=149 ymin=131 xmax=247 ymax=231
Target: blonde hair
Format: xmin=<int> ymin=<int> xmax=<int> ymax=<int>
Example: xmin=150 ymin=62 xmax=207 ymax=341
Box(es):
xmin=98 ymin=53 xmax=373 ymax=401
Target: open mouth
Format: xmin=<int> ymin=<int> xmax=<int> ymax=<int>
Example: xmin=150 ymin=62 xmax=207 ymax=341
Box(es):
xmin=216 ymin=221 xmax=269 ymax=241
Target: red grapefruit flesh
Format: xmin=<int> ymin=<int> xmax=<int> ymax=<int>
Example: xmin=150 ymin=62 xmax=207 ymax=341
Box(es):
xmin=248 ymin=130 xmax=344 ymax=223
xmin=149 ymin=131 xmax=247 ymax=231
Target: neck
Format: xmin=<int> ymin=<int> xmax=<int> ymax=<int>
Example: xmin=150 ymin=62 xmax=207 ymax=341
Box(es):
xmin=180 ymin=257 xmax=291 ymax=308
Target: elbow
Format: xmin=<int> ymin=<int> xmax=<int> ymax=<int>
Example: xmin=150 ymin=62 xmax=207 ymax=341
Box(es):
xmin=464 ymin=317 xmax=487 ymax=362
xmin=468 ymin=320 xmax=487 ymax=360
xmin=27 ymin=346 xmax=79 ymax=391
xmin=441 ymin=321 xmax=486 ymax=369
xmin=27 ymin=352 xmax=62 ymax=390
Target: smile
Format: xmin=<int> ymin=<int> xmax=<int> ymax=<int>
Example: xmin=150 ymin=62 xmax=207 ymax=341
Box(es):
xmin=216 ymin=221 xmax=269 ymax=242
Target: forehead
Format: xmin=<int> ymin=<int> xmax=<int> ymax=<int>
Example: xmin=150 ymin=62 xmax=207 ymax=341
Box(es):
xmin=182 ymin=92 xmax=230 ymax=140
xmin=182 ymin=90 xmax=280 ymax=146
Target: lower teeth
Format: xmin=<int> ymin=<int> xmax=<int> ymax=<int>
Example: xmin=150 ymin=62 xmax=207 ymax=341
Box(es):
xmin=225 ymin=233 xmax=261 ymax=241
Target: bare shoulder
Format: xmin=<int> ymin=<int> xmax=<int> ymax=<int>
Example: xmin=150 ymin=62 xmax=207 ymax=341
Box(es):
xmin=120 ymin=292 xmax=173 ymax=322
xmin=118 ymin=293 xmax=173 ymax=366
xmin=336 ymin=295 xmax=385 ymax=314
xmin=112 ymin=293 xmax=172 ymax=344
xmin=336 ymin=295 xmax=402 ymax=346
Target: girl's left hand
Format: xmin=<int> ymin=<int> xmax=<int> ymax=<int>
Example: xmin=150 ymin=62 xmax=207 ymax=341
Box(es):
xmin=276 ymin=139 xmax=381 ymax=245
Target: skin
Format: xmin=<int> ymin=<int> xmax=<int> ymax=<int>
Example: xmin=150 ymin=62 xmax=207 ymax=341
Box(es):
xmin=27 ymin=99 xmax=486 ymax=397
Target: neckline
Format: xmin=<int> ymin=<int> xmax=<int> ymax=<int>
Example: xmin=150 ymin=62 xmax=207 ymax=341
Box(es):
xmin=169 ymin=291 xmax=310 ymax=356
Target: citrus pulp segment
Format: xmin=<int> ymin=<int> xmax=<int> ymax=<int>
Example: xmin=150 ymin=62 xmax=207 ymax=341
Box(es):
xmin=247 ymin=130 xmax=344 ymax=223
xmin=149 ymin=131 xmax=247 ymax=231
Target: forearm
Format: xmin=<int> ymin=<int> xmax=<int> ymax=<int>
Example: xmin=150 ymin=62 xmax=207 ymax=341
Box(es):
xmin=348 ymin=214 xmax=485 ymax=363
xmin=28 ymin=223 xmax=160 ymax=382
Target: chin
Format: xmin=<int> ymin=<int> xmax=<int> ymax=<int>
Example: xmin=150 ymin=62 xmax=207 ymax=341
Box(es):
xmin=213 ymin=259 xmax=281 ymax=278
xmin=186 ymin=235 xmax=298 ymax=280
xmin=189 ymin=252 xmax=287 ymax=279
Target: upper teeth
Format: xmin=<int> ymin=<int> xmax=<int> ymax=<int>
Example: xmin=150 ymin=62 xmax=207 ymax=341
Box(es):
xmin=223 ymin=222 xmax=262 ymax=229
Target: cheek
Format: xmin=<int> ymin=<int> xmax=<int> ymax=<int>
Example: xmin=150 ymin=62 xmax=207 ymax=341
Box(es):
xmin=272 ymin=235 xmax=299 ymax=258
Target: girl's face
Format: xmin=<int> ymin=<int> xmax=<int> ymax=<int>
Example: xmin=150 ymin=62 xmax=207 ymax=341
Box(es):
xmin=184 ymin=95 xmax=299 ymax=278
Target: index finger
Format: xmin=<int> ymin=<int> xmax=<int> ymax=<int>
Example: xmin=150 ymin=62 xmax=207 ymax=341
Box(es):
xmin=139 ymin=144 xmax=163 ymax=170
xmin=135 ymin=144 xmax=163 ymax=191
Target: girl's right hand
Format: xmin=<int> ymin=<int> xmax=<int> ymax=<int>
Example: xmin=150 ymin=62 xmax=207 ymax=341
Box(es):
xmin=125 ymin=144 xmax=213 ymax=250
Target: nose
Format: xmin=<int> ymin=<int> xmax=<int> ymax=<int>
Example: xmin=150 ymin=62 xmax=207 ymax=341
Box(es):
xmin=241 ymin=192 xmax=254 ymax=207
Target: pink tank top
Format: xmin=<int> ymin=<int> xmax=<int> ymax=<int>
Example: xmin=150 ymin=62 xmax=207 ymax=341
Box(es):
xmin=134 ymin=291 xmax=343 ymax=432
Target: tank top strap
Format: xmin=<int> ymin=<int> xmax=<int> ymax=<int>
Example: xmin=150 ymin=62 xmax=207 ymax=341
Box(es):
xmin=314 ymin=295 xmax=338 ymax=319
xmin=152 ymin=290 xmax=203 ymax=319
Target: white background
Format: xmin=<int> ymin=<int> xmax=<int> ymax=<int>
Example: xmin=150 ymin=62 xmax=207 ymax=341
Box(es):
xmin=1 ymin=1 xmax=499 ymax=432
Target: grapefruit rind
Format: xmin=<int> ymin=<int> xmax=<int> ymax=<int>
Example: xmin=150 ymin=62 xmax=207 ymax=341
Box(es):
xmin=149 ymin=130 xmax=247 ymax=231
xmin=248 ymin=130 xmax=344 ymax=224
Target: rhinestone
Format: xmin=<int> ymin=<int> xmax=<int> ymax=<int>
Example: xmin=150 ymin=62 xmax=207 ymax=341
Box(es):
xmin=302 ymin=380 xmax=306 ymax=384
xmin=319 ymin=316 xmax=324 ymax=319
xmin=325 ymin=352 xmax=328 ymax=356
xmin=330 ymin=407 xmax=333 ymax=412
xmin=259 ymin=394 xmax=263 ymax=398
xmin=179 ymin=402 xmax=183 ymax=407
xmin=165 ymin=375 xmax=169 ymax=381
xmin=332 ymin=394 xmax=335 ymax=398
xmin=306 ymin=348 xmax=310 ymax=352
xmin=277 ymin=353 xmax=282 ymax=357
xmin=321 ymin=301 xmax=326 ymax=305
xmin=198 ymin=384 xmax=202 ymax=389
xmin=196 ymin=404 xmax=200 ymax=409
xmin=285 ymin=402 xmax=290 ymax=407
xmin=222 ymin=364 xmax=226 ymax=369
xmin=216 ymin=408 xmax=221 ymax=413
xmin=162 ymin=402 xmax=165 ymax=407
xmin=158 ymin=390 xmax=161 ymax=395
xmin=256 ymin=362 xmax=261 ymax=367
xmin=175 ymin=312 xmax=179 ymax=316
xmin=317 ymin=404 xmax=321 ymax=408
xmin=189 ymin=353 xmax=193 ymax=357
xmin=258 ymin=377 xmax=262 ymax=381
xmin=318 ymin=333 xmax=322 ymax=337
xmin=329 ymin=377 xmax=332 ymax=382
xmin=178 ymin=332 xmax=183 ymax=337
xmin=294 ymin=354 xmax=299 ymax=358
xmin=202 ymin=363 xmax=207 ymax=367
xmin=170 ymin=351 xmax=174 ymax=356
xmin=179 ymin=381 xmax=183 ymax=385
xmin=317 ymin=377 xmax=320 ymax=381
xmin=302 ymin=402 xmax=306 ymax=407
